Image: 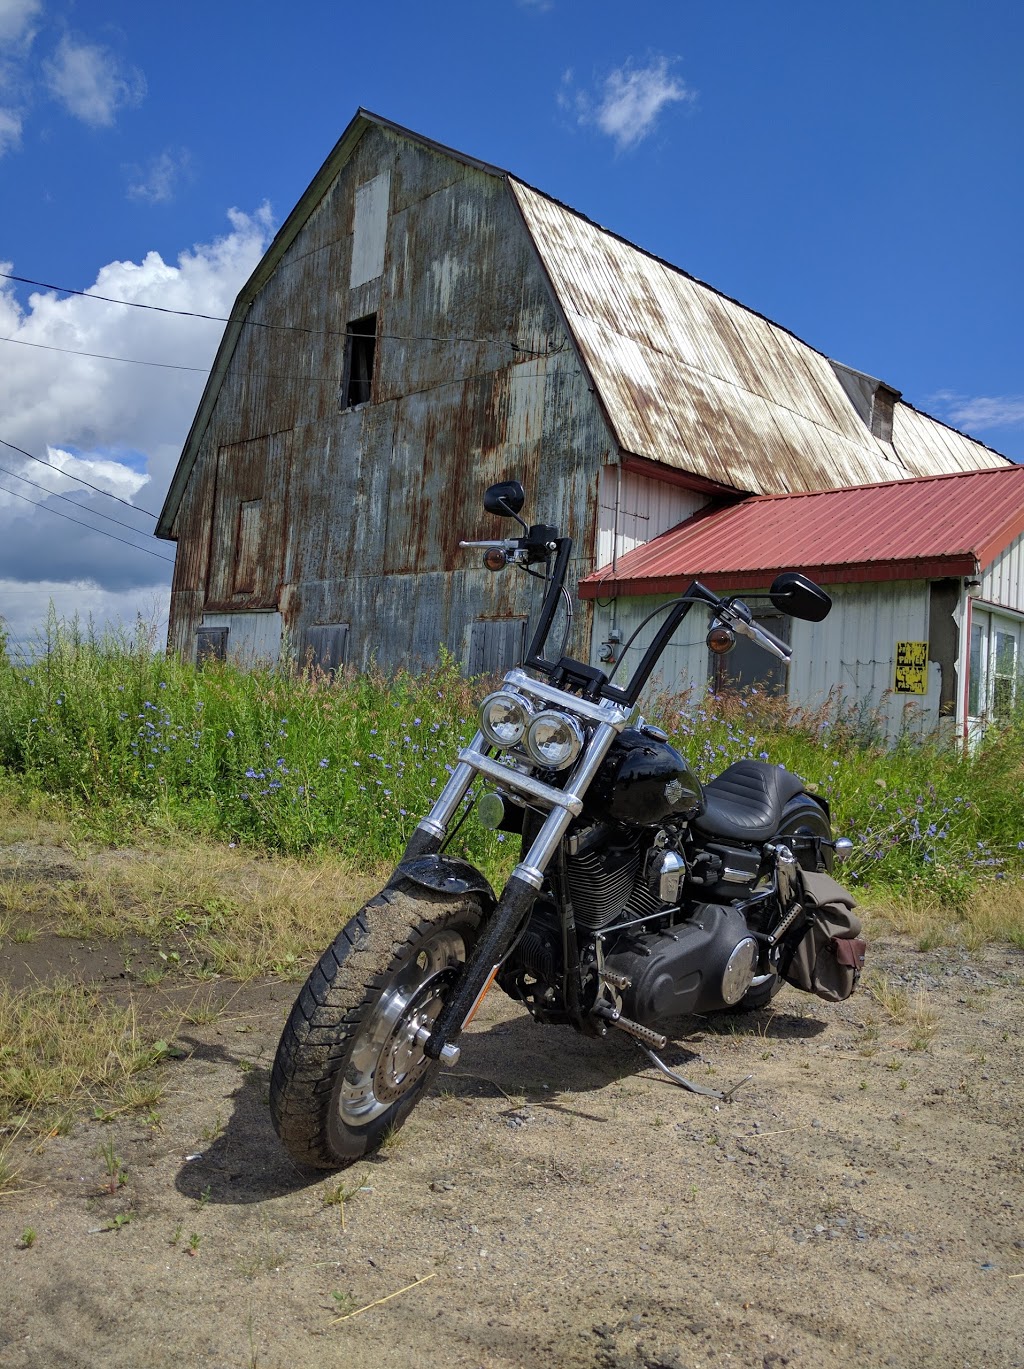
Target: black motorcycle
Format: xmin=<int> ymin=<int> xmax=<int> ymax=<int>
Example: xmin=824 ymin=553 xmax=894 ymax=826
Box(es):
xmin=270 ymin=481 xmax=863 ymax=1169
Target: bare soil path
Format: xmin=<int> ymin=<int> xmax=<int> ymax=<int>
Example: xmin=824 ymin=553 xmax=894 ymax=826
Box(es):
xmin=1 ymin=844 xmax=1022 ymax=1369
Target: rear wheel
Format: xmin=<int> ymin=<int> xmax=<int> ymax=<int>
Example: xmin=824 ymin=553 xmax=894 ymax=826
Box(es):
xmin=270 ymin=880 xmax=482 ymax=1169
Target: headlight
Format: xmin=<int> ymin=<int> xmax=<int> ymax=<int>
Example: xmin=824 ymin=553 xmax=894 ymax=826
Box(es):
xmin=524 ymin=710 xmax=585 ymax=770
xmin=479 ymin=690 xmax=533 ymax=748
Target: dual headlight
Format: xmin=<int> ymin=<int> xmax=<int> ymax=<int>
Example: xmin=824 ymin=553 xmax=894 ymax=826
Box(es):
xmin=478 ymin=690 xmax=585 ymax=771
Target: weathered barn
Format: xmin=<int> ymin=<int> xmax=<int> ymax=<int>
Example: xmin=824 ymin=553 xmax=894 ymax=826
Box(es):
xmin=157 ymin=111 xmax=1020 ymax=734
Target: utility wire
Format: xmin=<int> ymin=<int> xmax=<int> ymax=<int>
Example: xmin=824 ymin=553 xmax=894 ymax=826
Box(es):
xmin=0 ymin=460 xmax=161 ymax=538
xmin=0 ymin=483 xmax=175 ymax=562
xmin=0 ymin=437 xmax=161 ymax=519
xmin=0 ymin=270 xmax=564 ymax=355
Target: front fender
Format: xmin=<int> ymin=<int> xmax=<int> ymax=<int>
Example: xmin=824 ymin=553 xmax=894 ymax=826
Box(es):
xmin=390 ymin=854 xmax=497 ymax=909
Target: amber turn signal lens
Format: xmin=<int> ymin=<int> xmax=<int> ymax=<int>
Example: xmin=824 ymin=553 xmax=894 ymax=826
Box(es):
xmin=707 ymin=625 xmax=736 ymax=654
xmin=483 ymin=548 xmax=508 ymax=572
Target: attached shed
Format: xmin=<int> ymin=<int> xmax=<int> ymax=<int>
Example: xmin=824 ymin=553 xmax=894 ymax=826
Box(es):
xmin=156 ymin=110 xmax=1014 ymax=689
xmin=580 ymin=466 xmax=1024 ymax=740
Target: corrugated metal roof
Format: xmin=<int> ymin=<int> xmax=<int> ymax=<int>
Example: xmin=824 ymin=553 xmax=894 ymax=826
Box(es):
xmin=511 ymin=180 xmax=1010 ymax=496
xmin=158 ymin=111 xmax=1015 ymax=537
xmin=578 ymin=465 xmax=1024 ymax=597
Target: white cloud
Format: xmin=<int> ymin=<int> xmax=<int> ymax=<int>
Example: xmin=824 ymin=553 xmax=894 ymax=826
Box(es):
xmin=0 ymin=580 xmax=170 ymax=659
xmin=0 ymin=105 xmax=21 ymax=154
xmin=42 ymin=32 xmax=145 ymax=128
xmin=0 ymin=0 xmax=40 ymax=158
xmin=127 ymin=148 xmax=192 ymax=205
xmin=563 ymin=56 xmax=695 ymax=151
xmin=0 ymin=205 xmax=275 ymax=638
xmin=0 ymin=0 xmax=41 ymax=47
xmin=930 ymin=390 xmax=1024 ymax=432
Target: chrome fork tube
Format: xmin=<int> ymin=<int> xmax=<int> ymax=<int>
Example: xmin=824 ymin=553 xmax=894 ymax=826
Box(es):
xmin=412 ymin=731 xmax=487 ymax=843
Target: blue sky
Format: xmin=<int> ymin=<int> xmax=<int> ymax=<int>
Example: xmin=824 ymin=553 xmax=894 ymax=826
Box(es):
xmin=0 ymin=0 xmax=1022 ymax=646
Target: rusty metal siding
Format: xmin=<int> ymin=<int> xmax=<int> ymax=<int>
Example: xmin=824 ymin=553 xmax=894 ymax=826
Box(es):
xmin=166 ymin=123 xmax=615 ymax=673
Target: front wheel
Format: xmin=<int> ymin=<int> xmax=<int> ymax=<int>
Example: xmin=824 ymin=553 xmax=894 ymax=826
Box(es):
xmin=270 ymin=880 xmax=482 ymax=1169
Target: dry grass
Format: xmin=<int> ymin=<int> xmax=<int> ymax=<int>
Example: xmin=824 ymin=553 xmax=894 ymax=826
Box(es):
xmin=867 ymin=882 xmax=1024 ymax=951
xmin=862 ymin=969 xmax=939 ymax=1051
xmin=46 ymin=840 xmax=388 ymax=980
xmin=0 ymin=978 xmax=171 ymax=1133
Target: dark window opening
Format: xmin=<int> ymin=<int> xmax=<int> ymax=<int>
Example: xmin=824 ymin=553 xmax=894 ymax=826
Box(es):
xmin=342 ymin=313 xmax=377 ymax=409
xmin=869 ymin=384 xmax=898 ymax=443
xmin=196 ymin=626 xmax=228 ymax=665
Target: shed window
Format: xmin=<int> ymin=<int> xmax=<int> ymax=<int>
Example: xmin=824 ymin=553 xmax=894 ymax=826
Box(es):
xmin=342 ymin=314 xmax=377 ymax=409
xmin=196 ymin=626 xmax=228 ymax=664
xmin=710 ymin=610 xmax=790 ymax=697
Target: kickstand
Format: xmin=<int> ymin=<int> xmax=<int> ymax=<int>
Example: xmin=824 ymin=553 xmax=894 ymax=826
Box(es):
xmin=637 ymin=1044 xmax=752 ymax=1102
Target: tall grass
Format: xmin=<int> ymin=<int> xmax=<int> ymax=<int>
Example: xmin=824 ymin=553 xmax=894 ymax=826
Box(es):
xmin=0 ymin=622 xmax=1022 ymax=912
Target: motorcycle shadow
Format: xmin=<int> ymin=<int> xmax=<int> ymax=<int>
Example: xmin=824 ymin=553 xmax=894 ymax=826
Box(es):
xmin=170 ymin=1003 xmax=827 ymax=1205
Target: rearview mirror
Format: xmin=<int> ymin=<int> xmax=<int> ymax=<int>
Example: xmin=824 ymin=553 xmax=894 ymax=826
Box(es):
xmin=769 ymin=572 xmax=831 ymax=622
xmin=483 ymin=480 xmax=526 ymax=519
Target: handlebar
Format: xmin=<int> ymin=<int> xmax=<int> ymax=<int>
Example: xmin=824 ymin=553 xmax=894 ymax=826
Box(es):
xmin=731 ymin=617 xmax=792 ymax=661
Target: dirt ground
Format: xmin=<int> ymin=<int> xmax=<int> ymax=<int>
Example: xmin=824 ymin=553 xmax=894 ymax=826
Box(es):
xmin=1 ymin=842 xmax=1022 ymax=1369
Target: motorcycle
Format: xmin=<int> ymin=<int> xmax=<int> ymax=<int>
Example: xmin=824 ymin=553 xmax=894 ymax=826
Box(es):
xmin=270 ymin=481 xmax=864 ymax=1170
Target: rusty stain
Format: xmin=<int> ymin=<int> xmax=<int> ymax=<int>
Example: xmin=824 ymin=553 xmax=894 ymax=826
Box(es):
xmin=158 ymin=111 xmax=1009 ymax=673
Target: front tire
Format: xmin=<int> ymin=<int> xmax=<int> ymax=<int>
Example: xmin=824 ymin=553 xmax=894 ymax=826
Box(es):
xmin=270 ymin=880 xmax=482 ymax=1170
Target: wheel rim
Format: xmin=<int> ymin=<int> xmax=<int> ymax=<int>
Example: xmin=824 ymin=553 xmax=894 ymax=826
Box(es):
xmin=338 ymin=927 xmax=468 ymax=1126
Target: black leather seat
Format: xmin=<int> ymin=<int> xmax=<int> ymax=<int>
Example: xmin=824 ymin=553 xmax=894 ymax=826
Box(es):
xmin=693 ymin=760 xmax=806 ymax=843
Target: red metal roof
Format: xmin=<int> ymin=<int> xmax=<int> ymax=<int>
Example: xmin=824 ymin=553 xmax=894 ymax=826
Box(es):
xmin=579 ymin=464 xmax=1024 ymax=598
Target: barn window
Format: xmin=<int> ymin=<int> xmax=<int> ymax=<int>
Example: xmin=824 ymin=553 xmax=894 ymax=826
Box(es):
xmin=196 ymin=626 xmax=228 ymax=664
xmin=342 ymin=314 xmax=377 ymax=409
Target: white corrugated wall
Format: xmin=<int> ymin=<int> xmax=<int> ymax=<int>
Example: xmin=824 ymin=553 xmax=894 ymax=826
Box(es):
xmin=981 ymin=531 xmax=1024 ymax=612
xmin=592 ymin=581 xmax=943 ymax=739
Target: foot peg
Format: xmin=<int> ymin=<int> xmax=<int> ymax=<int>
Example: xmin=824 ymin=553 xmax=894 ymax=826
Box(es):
xmin=591 ymin=1001 xmax=667 ymax=1049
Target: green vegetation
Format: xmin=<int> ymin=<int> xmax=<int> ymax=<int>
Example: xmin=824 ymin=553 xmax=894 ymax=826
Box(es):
xmin=0 ymin=621 xmax=1021 ymax=940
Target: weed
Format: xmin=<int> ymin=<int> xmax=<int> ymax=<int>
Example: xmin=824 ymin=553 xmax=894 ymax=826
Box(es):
xmin=323 ymin=1170 xmax=370 ymax=1232
xmin=19 ymin=1227 xmax=36 ymax=1248
xmin=187 ymin=1231 xmax=202 ymax=1256
xmin=170 ymin=1222 xmax=183 ymax=1246
xmin=329 ymin=1291 xmax=358 ymax=1317
xmin=105 ymin=1211 xmax=133 ymax=1232
xmin=12 ymin=928 xmax=37 ymax=944
xmin=199 ymin=1115 xmax=224 ymax=1144
xmin=197 ymin=1185 xmax=211 ymax=1208
xmin=99 ymin=1139 xmax=126 ymax=1193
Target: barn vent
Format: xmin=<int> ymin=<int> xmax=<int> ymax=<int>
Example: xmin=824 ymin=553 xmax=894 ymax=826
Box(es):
xmin=829 ymin=360 xmax=901 ymax=443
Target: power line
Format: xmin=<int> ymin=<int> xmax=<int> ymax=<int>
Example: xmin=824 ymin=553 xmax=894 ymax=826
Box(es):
xmin=3 ymin=334 xmax=212 ymax=374
xmin=0 ymin=437 xmax=161 ymax=519
xmin=0 ymin=460 xmax=162 ymax=539
xmin=0 ymin=483 xmax=175 ymax=563
xmin=0 ymin=269 xmax=566 ymax=355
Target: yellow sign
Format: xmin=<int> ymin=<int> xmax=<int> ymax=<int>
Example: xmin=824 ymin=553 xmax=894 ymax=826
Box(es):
xmin=894 ymin=640 xmax=928 ymax=695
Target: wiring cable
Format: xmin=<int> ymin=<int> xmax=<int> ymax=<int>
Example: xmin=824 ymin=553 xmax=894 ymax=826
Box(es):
xmin=0 ymin=483 xmax=175 ymax=563
xmin=0 ymin=437 xmax=161 ymax=519
xmin=0 ymin=270 xmax=567 ymax=357
xmin=0 ymin=461 xmax=160 ymax=538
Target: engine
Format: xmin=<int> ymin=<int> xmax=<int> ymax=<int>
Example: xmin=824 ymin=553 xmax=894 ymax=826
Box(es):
xmin=565 ymin=820 xmax=665 ymax=931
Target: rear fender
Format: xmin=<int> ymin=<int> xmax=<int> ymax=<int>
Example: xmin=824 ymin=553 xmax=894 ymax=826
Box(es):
xmin=774 ymin=793 xmax=833 ymax=872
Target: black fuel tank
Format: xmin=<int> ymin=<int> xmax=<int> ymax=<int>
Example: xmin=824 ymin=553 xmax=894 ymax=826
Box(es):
xmin=586 ymin=727 xmax=703 ymax=828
